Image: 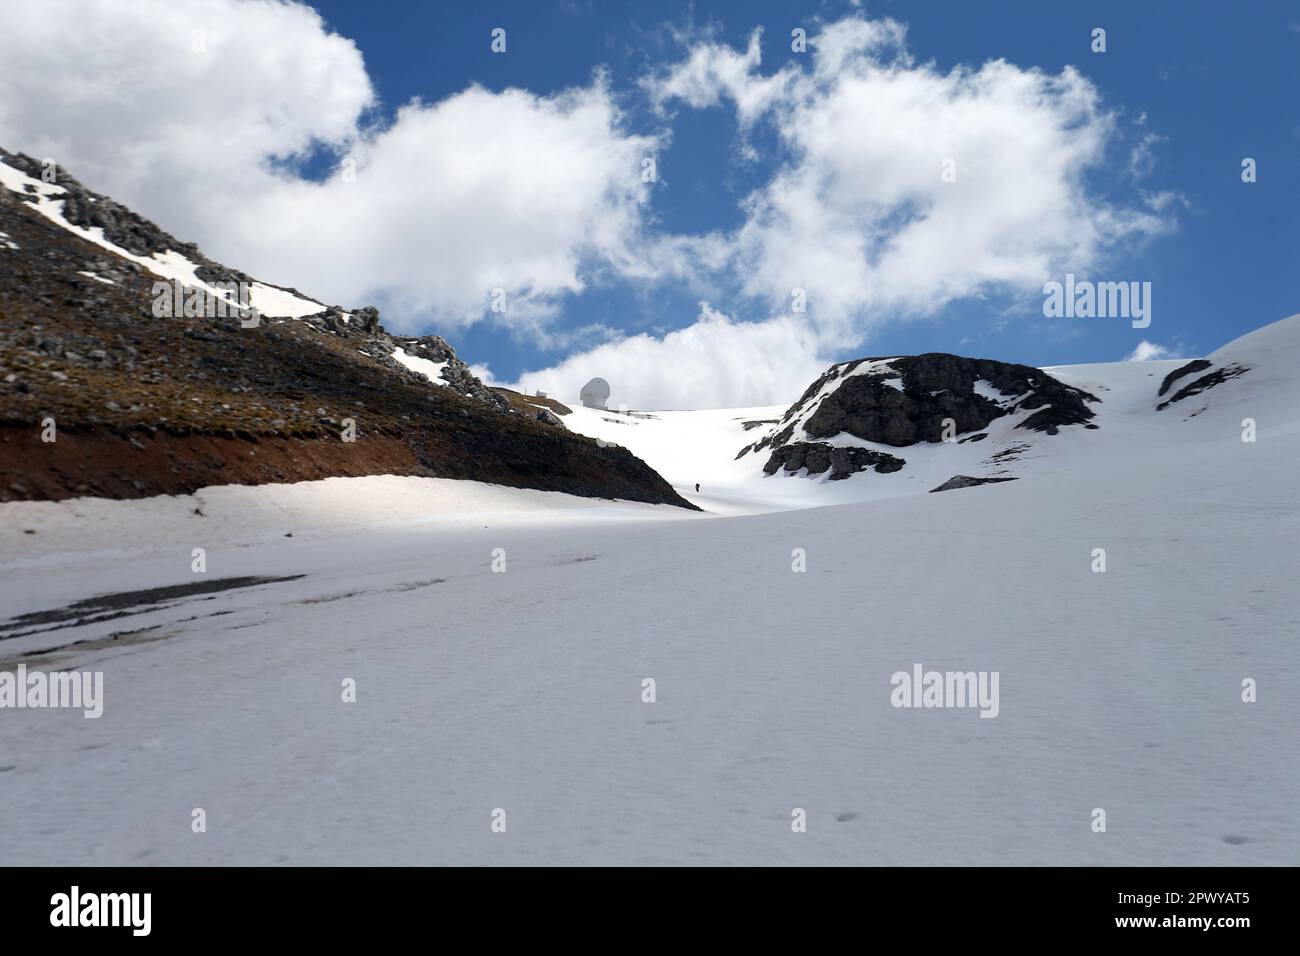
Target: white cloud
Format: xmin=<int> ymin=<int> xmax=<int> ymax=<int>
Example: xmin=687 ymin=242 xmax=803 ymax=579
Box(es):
xmin=231 ymin=81 xmax=659 ymax=334
xmin=0 ymin=4 xmax=1182 ymax=407
xmin=1128 ymin=132 xmax=1165 ymax=179
xmin=496 ymin=304 xmax=828 ymax=409
xmin=0 ymin=0 xmax=660 ymax=335
xmin=1124 ymin=341 xmax=1180 ymax=362
xmin=646 ymin=29 xmax=790 ymax=125
xmin=473 ymin=15 xmax=1184 ymax=409
xmin=0 ymin=0 xmax=373 ymax=239
xmin=651 ymin=17 xmax=1175 ymax=343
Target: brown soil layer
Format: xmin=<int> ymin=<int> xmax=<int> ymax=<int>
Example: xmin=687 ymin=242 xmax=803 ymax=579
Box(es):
xmin=0 ymin=425 xmax=685 ymax=503
xmin=0 ymin=158 xmax=694 ymax=509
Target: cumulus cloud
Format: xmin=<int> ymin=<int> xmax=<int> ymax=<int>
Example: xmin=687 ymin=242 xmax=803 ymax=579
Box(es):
xmin=0 ymin=0 xmax=373 ymax=241
xmin=1124 ymin=341 xmax=1181 ymax=362
xmin=645 ymin=29 xmax=790 ymax=125
xmin=232 ymin=82 xmax=659 ymax=333
xmin=0 ymin=4 xmax=1179 ymax=406
xmin=494 ymin=304 xmax=828 ymax=410
xmin=510 ymin=17 xmax=1177 ymax=407
xmin=650 ymin=17 xmax=1175 ymax=341
xmin=0 ymin=0 xmax=660 ymax=335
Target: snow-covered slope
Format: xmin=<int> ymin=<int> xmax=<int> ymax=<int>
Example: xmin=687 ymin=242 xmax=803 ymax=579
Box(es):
xmin=560 ymin=314 xmax=1300 ymax=515
xmin=3 ymin=223 xmax=1296 ymax=866
xmin=561 ymin=404 xmax=795 ymax=514
xmin=1 ymin=376 xmax=1296 ymax=864
xmin=2 ymin=314 xmax=1297 ymax=865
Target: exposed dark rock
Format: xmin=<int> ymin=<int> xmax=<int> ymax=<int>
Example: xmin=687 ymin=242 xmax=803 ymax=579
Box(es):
xmin=2 ymin=151 xmax=190 ymax=259
xmin=1158 ymin=359 xmax=1212 ymax=397
xmin=352 ymin=306 xmax=381 ymax=335
xmin=748 ymin=353 xmax=1099 ymax=468
xmin=388 ymin=333 xmax=508 ymax=411
xmin=809 ymin=354 xmax=1096 ymax=446
xmin=929 ymin=475 xmax=1019 ymax=493
xmin=1 ymin=149 xmax=321 ymax=310
xmin=988 ymin=443 xmax=1029 ymax=463
xmin=298 ymin=308 xmax=351 ymax=336
xmin=763 ymin=441 xmax=905 ymax=480
xmin=534 ymin=408 xmax=563 ymax=427
xmin=1156 ymin=363 xmax=1250 ymax=411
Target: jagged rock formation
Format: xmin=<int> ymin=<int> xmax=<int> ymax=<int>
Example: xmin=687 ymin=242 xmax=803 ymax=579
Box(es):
xmin=389 ymin=334 xmax=508 ymax=410
xmin=3 ymin=150 xmax=262 ymax=296
xmin=742 ymin=353 xmax=1100 ymax=480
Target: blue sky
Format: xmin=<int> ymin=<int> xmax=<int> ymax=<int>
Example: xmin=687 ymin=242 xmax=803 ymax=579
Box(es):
xmin=316 ymin=0 xmax=1299 ymax=379
xmin=5 ymin=0 xmax=1298 ymax=407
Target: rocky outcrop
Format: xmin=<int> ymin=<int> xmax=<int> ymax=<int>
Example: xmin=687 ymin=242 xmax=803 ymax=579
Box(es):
xmin=1156 ymin=362 xmax=1250 ymax=411
xmin=1 ymin=149 xmax=259 ymax=293
xmin=287 ymin=307 xmax=507 ymax=411
xmin=3 ymin=151 xmax=187 ymax=259
xmin=534 ymin=408 xmax=564 ymax=427
xmin=351 ymin=306 xmax=381 ymax=335
xmin=744 ymin=353 xmax=1099 ymax=479
xmin=1158 ymin=359 xmax=1212 ymax=397
xmin=763 ymin=441 xmax=905 ymax=480
xmin=389 ymin=334 xmax=509 ymax=411
xmin=929 ymin=475 xmax=1019 ymax=493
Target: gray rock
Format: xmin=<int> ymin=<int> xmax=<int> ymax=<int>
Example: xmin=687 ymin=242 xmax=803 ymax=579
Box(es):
xmin=535 ymin=408 xmax=563 ymax=427
xmin=388 ymin=332 xmax=509 ymax=412
xmin=352 ymin=306 xmax=381 ymax=334
xmin=764 ymin=441 xmax=905 ymax=479
xmin=746 ymin=353 xmax=1100 ymax=482
xmin=929 ymin=475 xmax=1019 ymax=493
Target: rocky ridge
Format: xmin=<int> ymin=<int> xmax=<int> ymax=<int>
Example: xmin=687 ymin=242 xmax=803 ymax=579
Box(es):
xmin=0 ymin=149 xmax=692 ymax=508
xmin=741 ymin=353 xmax=1100 ymax=481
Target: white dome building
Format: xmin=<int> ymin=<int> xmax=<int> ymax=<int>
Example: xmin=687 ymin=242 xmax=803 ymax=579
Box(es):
xmin=580 ymin=377 xmax=611 ymax=409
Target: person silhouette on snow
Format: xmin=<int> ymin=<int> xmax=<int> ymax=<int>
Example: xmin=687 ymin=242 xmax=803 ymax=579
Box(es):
xmin=695 ymin=483 xmax=700 ymax=493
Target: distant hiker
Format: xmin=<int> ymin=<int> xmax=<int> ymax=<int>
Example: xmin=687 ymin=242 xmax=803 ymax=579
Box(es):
xmin=695 ymin=483 xmax=700 ymax=493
